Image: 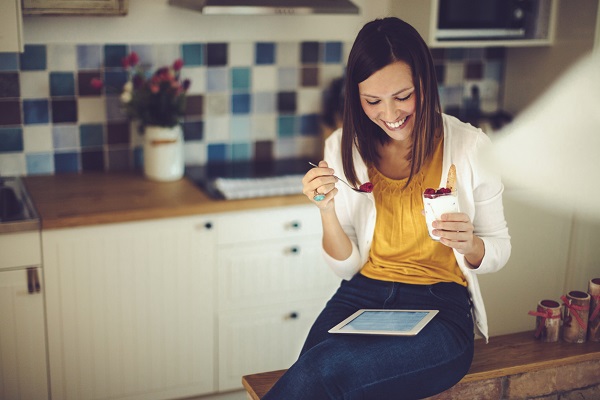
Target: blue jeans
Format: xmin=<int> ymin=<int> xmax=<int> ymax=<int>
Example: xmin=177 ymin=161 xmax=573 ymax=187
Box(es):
xmin=263 ymin=273 xmax=474 ymax=400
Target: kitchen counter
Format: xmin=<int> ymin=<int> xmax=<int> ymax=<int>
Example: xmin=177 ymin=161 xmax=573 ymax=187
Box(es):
xmin=23 ymin=172 xmax=308 ymax=230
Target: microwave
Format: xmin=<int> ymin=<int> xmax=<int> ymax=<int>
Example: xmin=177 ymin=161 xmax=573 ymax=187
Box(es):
xmin=436 ymin=0 xmax=546 ymax=41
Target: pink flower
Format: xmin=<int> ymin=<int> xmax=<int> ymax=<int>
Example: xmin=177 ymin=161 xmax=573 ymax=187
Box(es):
xmin=172 ymin=58 xmax=184 ymax=71
xmin=90 ymin=77 xmax=103 ymax=90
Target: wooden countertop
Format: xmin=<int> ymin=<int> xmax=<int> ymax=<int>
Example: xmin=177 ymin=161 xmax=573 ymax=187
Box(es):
xmin=23 ymin=172 xmax=309 ymax=230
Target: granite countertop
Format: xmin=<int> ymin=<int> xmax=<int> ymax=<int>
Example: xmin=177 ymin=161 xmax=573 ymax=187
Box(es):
xmin=23 ymin=172 xmax=308 ymax=230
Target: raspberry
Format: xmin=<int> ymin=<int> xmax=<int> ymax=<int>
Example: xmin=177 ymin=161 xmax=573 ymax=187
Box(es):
xmin=359 ymin=182 xmax=374 ymax=193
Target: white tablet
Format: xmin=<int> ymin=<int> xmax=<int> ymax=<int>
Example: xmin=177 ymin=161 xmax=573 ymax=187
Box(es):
xmin=328 ymin=309 xmax=439 ymax=336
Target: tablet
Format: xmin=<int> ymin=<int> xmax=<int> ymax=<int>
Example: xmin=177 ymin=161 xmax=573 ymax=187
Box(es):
xmin=328 ymin=309 xmax=438 ymax=336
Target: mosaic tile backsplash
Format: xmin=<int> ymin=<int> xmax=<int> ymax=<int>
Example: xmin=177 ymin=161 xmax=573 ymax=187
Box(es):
xmin=0 ymin=42 xmax=505 ymax=176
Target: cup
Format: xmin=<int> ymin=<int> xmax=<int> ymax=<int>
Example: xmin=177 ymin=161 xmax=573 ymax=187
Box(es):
xmin=562 ymin=290 xmax=591 ymax=343
xmin=588 ymin=278 xmax=600 ymax=342
xmin=528 ymin=299 xmax=562 ymax=342
xmin=423 ymin=189 xmax=458 ymax=241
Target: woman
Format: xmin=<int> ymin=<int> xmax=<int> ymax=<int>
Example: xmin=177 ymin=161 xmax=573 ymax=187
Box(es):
xmin=264 ymin=17 xmax=511 ymax=399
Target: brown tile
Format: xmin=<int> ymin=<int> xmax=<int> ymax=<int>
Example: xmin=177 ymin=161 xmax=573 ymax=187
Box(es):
xmin=0 ymin=100 xmax=22 ymax=125
xmin=106 ymin=122 xmax=130 ymax=145
xmin=78 ymin=71 xmax=102 ymax=96
xmin=301 ymin=67 xmax=319 ymax=87
xmin=465 ymin=62 xmax=483 ymax=79
xmin=185 ymin=94 xmax=203 ymax=117
xmin=254 ymin=140 xmax=273 ymax=162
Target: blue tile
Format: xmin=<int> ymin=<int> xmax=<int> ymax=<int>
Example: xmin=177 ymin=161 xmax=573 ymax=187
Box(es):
xmin=53 ymin=125 xmax=79 ymax=149
xmin=51 ymin=99 xmax=78 ymax=123
xmin=206 ymin=68 xmax=228 ymax=92
xmin=277 ymin=115 xmax=296 ymax=138
xmin=230 ymin=116 xmax=251 ymax=141
xmin=231 ymin=67 xmax=250 ymax=91
xmin=231 ymin=93 xmax=251 ymax=114
xmin=103 ymin=71 xmax=128 ymax=94
xmin=54 ymin=152 xmax=79 ymax=173
xmin=23 ymin=99 xmax=50 ymax=124
xmin=0 ymin=127 xmax=23 ymax=152
xmin=182 ymin=120 xmax=203 ymax=141
xmin=0 ymin=53 xmax=19 ymax=71
xmin=207 ymin=143 xmax=228 ymax=162
xmin=20 ymin=45 xmax=47 ymax=71
xmin=26 ymin=153 xmax=54 ymax=175
xmin=104 ymin=44 xmax=128 ymax=68
xmin=301 ymin=42 xmax=320 ymax=64
xmin=133 ymin=147 xmax=143 ymax=170
xmin=300 ymin=114 xmax=320 ymax=136
xmin=50 ymin=72 xmax=75 ymax=97
xmin=0 ymin=72 xmax=20 ymax=98
xmin=323 ymin=42 xmax=343 ymax=64
xmin=446 ymin=48 xmax=466 ymax=60
xmin=231 ymin=142 xmax=251 ymax=161
xmin=255 ymin=42 xmax=275 ymax=65
xmin=182 ymin=43 xmax=204 ymax=66
xmin=77 ymin=45 xmax=103 ymax=69
xmin=80 ymin=124 xmax=104 ymax=147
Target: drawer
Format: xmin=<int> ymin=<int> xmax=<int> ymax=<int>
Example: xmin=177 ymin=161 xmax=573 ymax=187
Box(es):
xmin=217 ymin=204 xmax=321 ymax=245
xmin=0 ymin=230 xmax=42 ymax=270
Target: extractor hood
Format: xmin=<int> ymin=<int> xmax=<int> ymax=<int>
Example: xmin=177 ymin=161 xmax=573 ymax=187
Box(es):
xmin=168 ymin=0 xmax=360 ymax=15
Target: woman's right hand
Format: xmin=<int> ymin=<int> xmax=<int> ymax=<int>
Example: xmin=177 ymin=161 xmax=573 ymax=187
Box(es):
xmin=302 ymin=160 xmax=338 ymax=209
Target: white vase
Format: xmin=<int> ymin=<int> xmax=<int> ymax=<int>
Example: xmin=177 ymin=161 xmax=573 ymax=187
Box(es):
xmin=143 ymin=125 xmax=184 ymax=182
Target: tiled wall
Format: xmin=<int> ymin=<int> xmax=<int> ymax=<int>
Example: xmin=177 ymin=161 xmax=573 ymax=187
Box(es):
xmin=0 ymin=42 xmax=505 ymax=177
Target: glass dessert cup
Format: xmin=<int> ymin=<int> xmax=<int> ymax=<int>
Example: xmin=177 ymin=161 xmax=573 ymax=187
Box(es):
xmin=423 ymin=189 xmax=458 ymax=241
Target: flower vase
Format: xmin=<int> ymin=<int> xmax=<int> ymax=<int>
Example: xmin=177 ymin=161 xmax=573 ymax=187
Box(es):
xmin=143 ymin=125 xmax=184 ymax=182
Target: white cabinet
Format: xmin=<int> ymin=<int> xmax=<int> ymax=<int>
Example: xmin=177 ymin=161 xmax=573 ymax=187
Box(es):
xmin=216 ymin=205 xmax=340 ymax=391
xmin=391 ymin=0 xmax=558 ymax=48
xmin=42 ymin=215 xmax=216 ymax=400
xmin=0 ymin=0 xmax=24 ymax=52
xmin=0 ymin=267 xmax=48 ymax=400
xmin=22 ymin=0 xmax=128 ymax=15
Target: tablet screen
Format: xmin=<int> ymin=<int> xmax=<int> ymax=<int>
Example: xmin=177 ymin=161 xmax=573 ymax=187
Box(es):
xmin=328 ymin=309 xmax=438 ymax=336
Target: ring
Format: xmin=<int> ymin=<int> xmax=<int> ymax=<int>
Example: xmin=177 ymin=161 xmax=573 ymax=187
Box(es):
xmin=313 ymin=189 xmax=325 ymax=202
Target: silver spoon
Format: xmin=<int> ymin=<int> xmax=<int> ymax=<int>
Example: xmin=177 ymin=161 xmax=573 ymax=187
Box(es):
xmin=308 ymin=162 xmax=371 ymax=193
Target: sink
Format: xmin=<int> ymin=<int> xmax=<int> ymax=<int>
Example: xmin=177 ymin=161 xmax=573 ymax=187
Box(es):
xmin=0 ymin=177 xmax=40 ymax=233
xmin=0 ymin=185 xmax=24 ymax=221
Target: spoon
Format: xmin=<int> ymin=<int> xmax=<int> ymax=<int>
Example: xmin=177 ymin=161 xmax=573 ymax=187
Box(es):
xmin=308 ymin=162 xmax=371 ymax=193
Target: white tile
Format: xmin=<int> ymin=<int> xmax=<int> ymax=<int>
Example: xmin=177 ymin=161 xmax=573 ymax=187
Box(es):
xmin=276 ymin=42 xmax=299 ymax=66
xmin=252 ymin=66 xmax=277 ymax=92
xmin=23 ymin=125 xmax=53 ymax=152
xmin=204 ymin=116 xmax=230 ymax=143
xmin=444 ymin=62 xmax=465 ymax=86
xmin=205 ymin=93 xmax=229 ymax=116
xmin=154 ymin=44 xmax=180 ymax=68
xmin=20 ymin=71 xmax=50 ymax=99
xmin=52 ymin=125 xmax=79 ymax=150
xmin=320 ymin=64 xmax=345 ymax=88
xmin=229 ymin=42 xmax=254 ymax=67
xmin=273 ymin=137 xmax=297 ymax=159
xmin=47 ymin=44 xmax=77 ymax=71
xmin=295 ymin=136 xmax=323 ymax=158
xmin=180 ymin=66 xmax=206 ymax=95
xmin=251 ymin=114 xmax=277 ymax=141
xmin=184 ymin=141 xmax=206 ymax=165
xmin=0 ymin=154 xmax=26 ymax=176
xmin=297 ymin=88 xmax=322 ymax=114
xmin=77 ymin=97 xmax=107 ymax=124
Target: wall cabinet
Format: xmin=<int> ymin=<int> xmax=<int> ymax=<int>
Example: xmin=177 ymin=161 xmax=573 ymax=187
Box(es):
xmin=0 ymin=0 xmax=24 ymax=52
xmin=391 ymin=0 xmax=558 ymax=48
xmin=42 ymin=215 xmax=216 ymax=400
xmin=23 ymin=0 xmax=128 ymax=15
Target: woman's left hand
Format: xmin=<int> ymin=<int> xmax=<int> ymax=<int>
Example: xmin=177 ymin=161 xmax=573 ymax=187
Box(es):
xmin=432 ymin=212 xmax=485 ymax=267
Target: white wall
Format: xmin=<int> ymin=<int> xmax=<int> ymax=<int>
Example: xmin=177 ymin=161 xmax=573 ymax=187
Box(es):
xmin=23 ymin=0 xmax=392 ymax=44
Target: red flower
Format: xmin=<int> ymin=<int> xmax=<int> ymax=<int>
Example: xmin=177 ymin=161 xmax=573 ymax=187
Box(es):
xmin=172 ymin=58 xmax=184 ymax=71
xmin=128 ymin=52 xmax=139 ymax=67
xmin=90 ymin=77 xmax=103 ymax=90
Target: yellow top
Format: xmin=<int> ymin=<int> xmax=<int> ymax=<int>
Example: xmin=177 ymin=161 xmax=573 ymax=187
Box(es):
xmin=360 ymin=138 xmax=466 ymax=286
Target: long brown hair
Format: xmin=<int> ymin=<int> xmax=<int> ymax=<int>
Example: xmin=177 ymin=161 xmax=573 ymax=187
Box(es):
xmin=341 ymin=17 xmax=443 ymax=187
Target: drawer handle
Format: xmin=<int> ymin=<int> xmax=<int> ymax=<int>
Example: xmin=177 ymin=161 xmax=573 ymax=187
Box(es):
xmin=286 ymin=246 xmax=300 ymax=255
xmin=26 ymin=267 xmax=41 ymax=294
xmin=286 ymin=221 xmax=302 ymax=230
xmin=285 ymin=312 xmax=299 ymax=320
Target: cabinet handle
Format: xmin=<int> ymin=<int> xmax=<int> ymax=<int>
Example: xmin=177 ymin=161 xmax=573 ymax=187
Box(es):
xmin=285 ymin=312 xmax=299 ymax=320
xmin=286 ymin=246 xmax=300 ymax=255
xmin=286 ymin=221 xmax=302 ymax=230
xmin=197 ymin=222 xmax=213 ymax=230
xmin=26 ymin=267 xmax=41 ymax=294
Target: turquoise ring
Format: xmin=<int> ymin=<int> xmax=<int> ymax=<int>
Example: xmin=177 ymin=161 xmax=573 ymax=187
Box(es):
xmin=313 ymin=190 xmax=325 ymax=202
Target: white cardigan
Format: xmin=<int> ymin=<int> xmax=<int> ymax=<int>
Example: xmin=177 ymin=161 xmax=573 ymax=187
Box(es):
xmin=322 ymin=114 xmax=511 ymax=341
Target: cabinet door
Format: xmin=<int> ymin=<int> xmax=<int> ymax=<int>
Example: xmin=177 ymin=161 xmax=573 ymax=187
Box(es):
xmin=43 ymin=216 xmax=216 ymax=400
xmin=0 ymin=268 xmax=48 ymax=400
xmin=0 ymin=0 xmax=23 ymax=52
xmin=23 ymin=0 xmax=128 ymax=15
xmin=218 ymin=300 xmax=326 ymax=391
